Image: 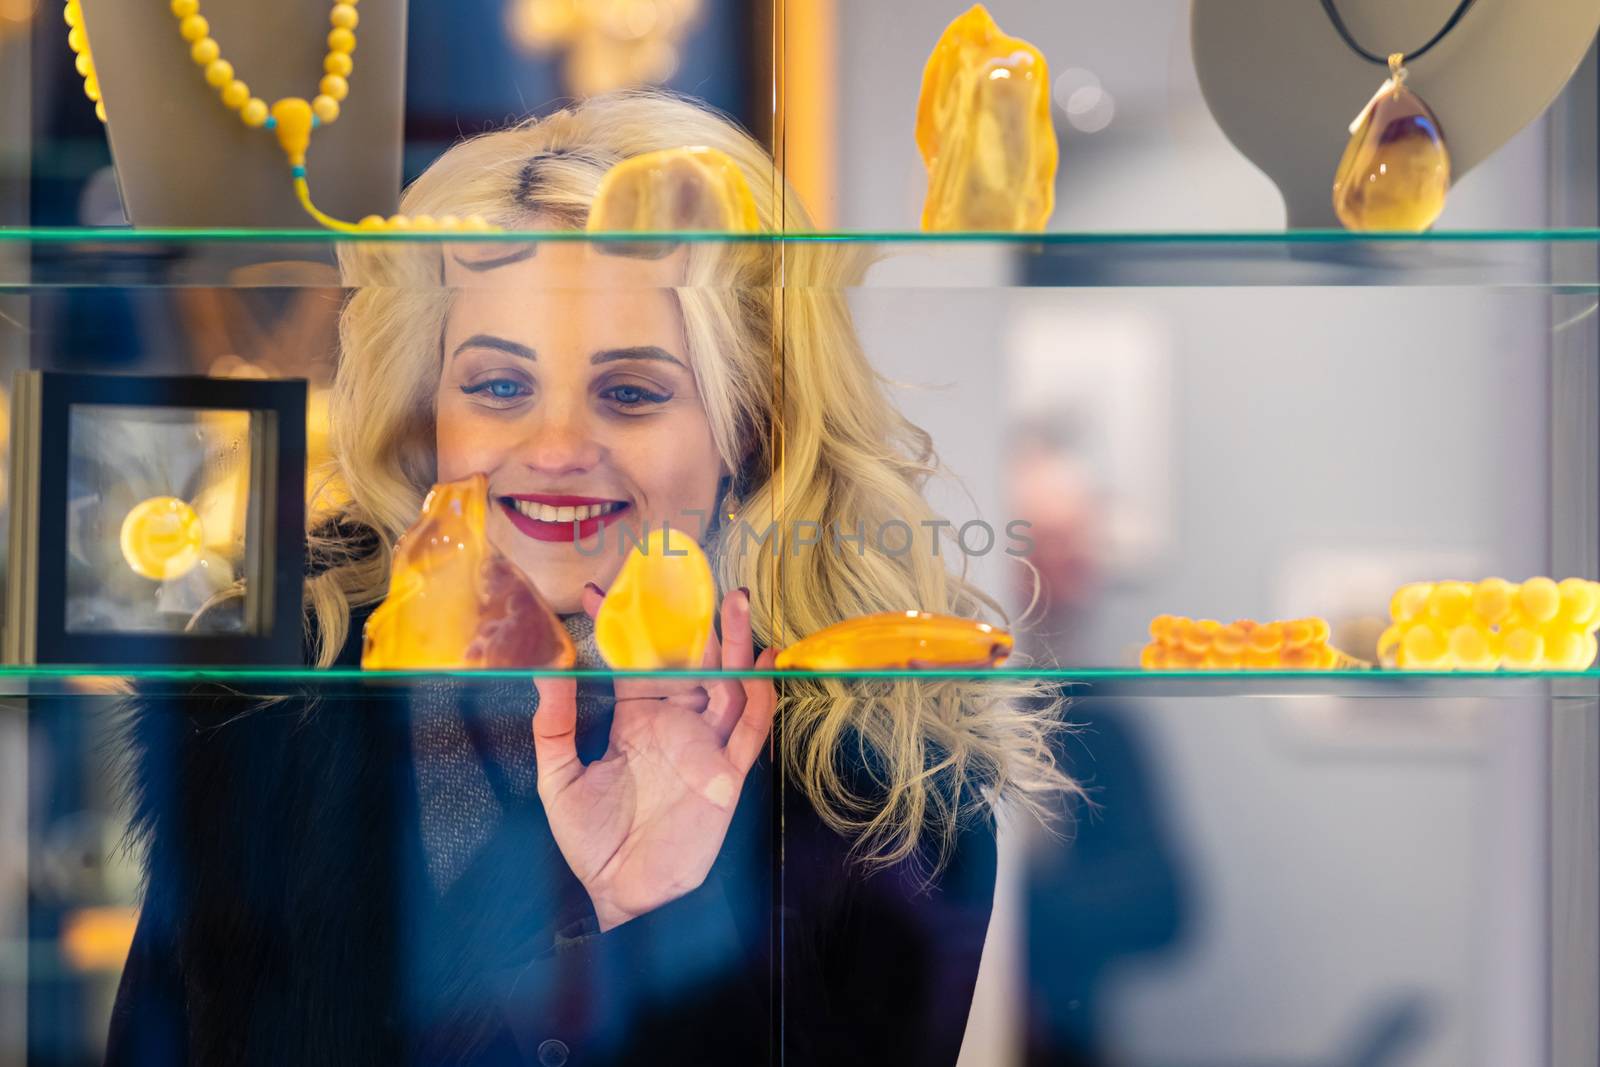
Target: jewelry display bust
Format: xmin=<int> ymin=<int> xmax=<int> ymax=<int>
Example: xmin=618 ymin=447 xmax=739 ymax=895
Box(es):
xmin=77 ymin=0 xmax=406 ymax=227
xmin=1192 ymin=0 xmax=1600 ymax=228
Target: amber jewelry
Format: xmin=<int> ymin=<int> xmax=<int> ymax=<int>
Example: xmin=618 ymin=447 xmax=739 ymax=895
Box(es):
xmin=62 ymin=0 xmax=105 ymax=123
xmin=69 ymin=0 xmax=497 ymax=232
xmin=1378 ymin=578 xmax=1600 ymax=671
xmin=594 ymin=526 xmax=717 ymax=670
xmin=588 ymin=147 xmax=760 ymax=232
xmin=774 ymin=611 xmax=1013 ymax=671
xmin=1322 ymin=0 xmax=1474 ymax=232
xmin=362 ymin=475 xmax=575 ymax=670
xmin=1141 ymin=615 xmax=1367 ymax=671
xmin=915 ymin=4 xmax=1056 ymax=233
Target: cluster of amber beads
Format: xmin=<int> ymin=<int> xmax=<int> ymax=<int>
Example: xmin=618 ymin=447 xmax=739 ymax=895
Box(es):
xmin=774 ymin=611 xmax=1013 ymax=671
xmin=587 ymin=146 xmax=760 ymax=232
xmin=915 ymin=4 xmax=1057 ymax=232
xmin=1378 ymin=578 xmax=1600 ymax=671
xmin=594 ymin=526 xmax=716 ymax=669
xmin=1332 ymin=56 xmax=1451 ymax=233
xmin=1142 ymin=616 xmax=1355 ymax=670
xmin=62 ymin=0 xmax=105 ymax=123
xmin=362 ymin=474 xmax=574 ymax=670
xmin=169 ymin=0 xmax=357 ymax=130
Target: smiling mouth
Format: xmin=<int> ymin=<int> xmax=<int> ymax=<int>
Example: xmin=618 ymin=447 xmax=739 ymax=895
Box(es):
xmin=498 ymin=494 xmax=632 ymax=543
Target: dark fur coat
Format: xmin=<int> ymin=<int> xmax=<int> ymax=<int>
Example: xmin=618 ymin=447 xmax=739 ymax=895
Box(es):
xmin=104 ymin=595 xmax=998 ymax=1066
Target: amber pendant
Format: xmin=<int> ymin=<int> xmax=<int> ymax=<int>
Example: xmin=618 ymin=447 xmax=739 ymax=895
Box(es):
xmin=587 ymin=146 xmax=760 ymax=233
xmin=1332 ymin=55 xmax=1450 ymax=232
xmin=362 ymin=474 xmax=575 ymax=670
xmin=915 ymin=4 xmax=1057 ymax=232
xmin=594 ymin=525 xmax=717 ymax=669
xmin=774 ymin=610 xmax=1013 ymax=671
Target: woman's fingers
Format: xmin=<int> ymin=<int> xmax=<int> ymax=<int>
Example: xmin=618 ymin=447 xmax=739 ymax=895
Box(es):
xmin=725 ymin=647 xmax=778 ymax=774
xmin=532 ymin=674 xmax=583 ymax=795
xmin=703 ymin=590 xmax=752 ymax=742
xmin=580 ymin=581 xmax=606 ymax=621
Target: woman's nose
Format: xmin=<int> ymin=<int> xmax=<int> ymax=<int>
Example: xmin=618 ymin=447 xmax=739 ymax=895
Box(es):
xmin=518 ymin=403 xmax=604 ymax=476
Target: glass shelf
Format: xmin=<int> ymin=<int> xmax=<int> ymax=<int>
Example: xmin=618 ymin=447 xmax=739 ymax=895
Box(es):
xmin=1 ymin=227 xmax=1598 ymax=288
xmin=2 ymin=666 xmax=1596 ymax=700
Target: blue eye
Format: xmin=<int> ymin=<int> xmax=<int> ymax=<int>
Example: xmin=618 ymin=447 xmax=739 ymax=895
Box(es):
xmin=462 ymin=378 xmax=528 ymax=401
xmin=604 ymin=383 xmax=671 ymax=407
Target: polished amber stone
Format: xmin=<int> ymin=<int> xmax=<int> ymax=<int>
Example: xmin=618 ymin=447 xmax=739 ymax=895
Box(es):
xmin=362 ymin=474 xmax=574 ymax=670
xmin=119 ymin=496 xmax=204 ymax=581
xmin=1142 ymin=615 xmax=1352 ymax=670
xmin=1332 ymin=81 xmax=1450 ymax=232
xmin=774 ymin=610 xmax=1013 ymax=671
xmin=587 ymin=146 xmax=759 ymax=232
xmin=915 ymin=3 xmax=1057 ymax=232
xmin=593 ymin=525 xmax=716 ymax=669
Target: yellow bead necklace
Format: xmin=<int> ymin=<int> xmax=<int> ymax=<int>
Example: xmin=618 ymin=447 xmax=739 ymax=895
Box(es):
xmin=64 ymin=0 xmax=496 ymax=233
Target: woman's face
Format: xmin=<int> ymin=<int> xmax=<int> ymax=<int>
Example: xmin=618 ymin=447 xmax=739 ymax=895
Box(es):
xmin=436 ymin=242 xmax=725 ymax=614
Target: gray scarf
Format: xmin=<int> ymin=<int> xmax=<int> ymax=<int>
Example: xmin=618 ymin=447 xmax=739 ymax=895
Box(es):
xmin=408 ymin=612 xmax=613 ymax=895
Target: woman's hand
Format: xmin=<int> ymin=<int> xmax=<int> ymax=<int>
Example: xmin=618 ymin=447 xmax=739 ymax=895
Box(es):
xmin=532 ymin=585 xmax=778 ymax=932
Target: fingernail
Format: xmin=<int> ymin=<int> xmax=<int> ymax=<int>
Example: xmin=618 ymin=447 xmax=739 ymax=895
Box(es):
xmin=738 ymin=586 xmax=750 ymax=601
xmin=584 ymin=581 xmax=604 ymax=596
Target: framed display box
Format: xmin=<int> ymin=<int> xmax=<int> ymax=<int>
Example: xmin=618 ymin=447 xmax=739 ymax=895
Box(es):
xmin=4 ymin=372 xmax=306 ymax=665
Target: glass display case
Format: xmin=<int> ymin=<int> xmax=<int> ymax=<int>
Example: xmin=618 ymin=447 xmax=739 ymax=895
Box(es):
xmin=3 ymin=4 xmax=1599 ymax=1067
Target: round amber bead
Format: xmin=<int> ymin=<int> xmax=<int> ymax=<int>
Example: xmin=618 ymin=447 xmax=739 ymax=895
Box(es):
xmin=312 ymin=95 xmax=340 ymax=123
xmin=204 ymin=59 xmax=233 ymax=87
xmin=190 ymin=37 xmax=220 ymax=65
xmin=1427 ymin=581 xmax=1473 ymax=627
xmin=327 ymin=27 xmax=356 ymax=53
xmin=169 ymin=0 xmax=198 ymax=16
xmin=179 ymin=14 xmax=209 ymax=41
xmin=324 ymin=51 xmax=353 ymax=76
xmin=221 ymin=80 xmax=249 ymax=109
xmin=1519 ymin=577 xmax=1561 ymax=623
xmin=329 ymin=3 xmax=358 ymax=29
xmin=319 ymin=74 xmax=348 ymax=101
xmin=240 ymin=98 xmax=269 ymax=127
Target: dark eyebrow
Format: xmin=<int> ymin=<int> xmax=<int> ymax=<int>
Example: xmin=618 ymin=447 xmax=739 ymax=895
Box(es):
xmin=449 ymin=244 xmax=538 ymax=271
xmin=591 ymin=346 xmax=686 ymax=369
xmin=451 ymin=334 xmax=535 ymax=361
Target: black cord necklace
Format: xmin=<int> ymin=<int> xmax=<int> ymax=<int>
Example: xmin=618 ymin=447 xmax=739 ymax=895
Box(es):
xmin=1319 ymin=0 xmax=1479 ymax=65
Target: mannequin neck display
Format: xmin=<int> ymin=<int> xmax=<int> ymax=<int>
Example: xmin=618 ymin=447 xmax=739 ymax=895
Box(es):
xmin=1192 ymin=0 xmax=1600 ymax=228
xmin=76 ymin=0 xmax=406 ymax=228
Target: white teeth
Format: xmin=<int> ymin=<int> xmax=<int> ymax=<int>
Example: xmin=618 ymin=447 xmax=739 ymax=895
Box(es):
xmin=510 ymin=499 xmax=622 ymax=523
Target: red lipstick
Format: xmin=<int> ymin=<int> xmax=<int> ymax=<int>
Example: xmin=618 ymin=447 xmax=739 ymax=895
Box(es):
xmin=499 ymin=494 xmax=631 ymax=544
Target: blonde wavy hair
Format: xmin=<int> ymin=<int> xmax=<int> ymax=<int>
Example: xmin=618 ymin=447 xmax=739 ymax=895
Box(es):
xmin=313 ymin=89 xmax=1074 ymax=870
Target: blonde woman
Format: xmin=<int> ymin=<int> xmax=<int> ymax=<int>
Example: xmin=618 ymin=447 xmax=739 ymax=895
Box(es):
xmin=109 ymin=91 xmax=1070 ymax=1067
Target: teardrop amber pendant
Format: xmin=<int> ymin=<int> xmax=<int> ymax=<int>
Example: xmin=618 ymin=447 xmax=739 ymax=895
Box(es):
xmin=1332 ymin=61 xmax=1450 ymax=232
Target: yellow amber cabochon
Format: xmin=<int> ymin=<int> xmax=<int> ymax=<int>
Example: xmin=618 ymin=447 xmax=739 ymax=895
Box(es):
xmin=587 ymin=146 xmax=760 ymax=233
